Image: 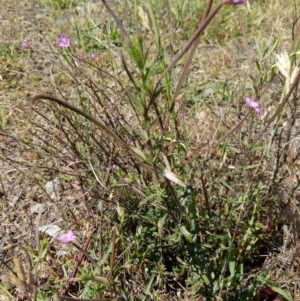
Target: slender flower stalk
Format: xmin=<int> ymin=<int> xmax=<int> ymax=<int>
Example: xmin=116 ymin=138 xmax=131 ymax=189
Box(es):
xmin=216 ymin=110 xmax=252 ymax=145
xmin=71 ymin=242 xmax=98 ymax=265
xmin=216 ymin=96 xmax=262 ymax=145
xmin=156 ymin=1 xmax=225 ymax=86
xmin=156 ymin=0 xmax=246 ymax=96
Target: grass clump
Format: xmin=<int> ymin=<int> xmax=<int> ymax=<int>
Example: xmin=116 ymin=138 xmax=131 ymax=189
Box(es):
xmin=1 ymin=0 xmax=300 ymax=300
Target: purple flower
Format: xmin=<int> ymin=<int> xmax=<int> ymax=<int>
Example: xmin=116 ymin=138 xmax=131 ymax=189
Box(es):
xmin=232 ymin=0 xmax=246 ymax=3
xmin=57 ymin=33 xmax=71 ymax=48
xmin=59 ymin=229 xmax=76 ymax=244
xmin=89 ymin=53 xmax=97 ymax=60
xmin=22 ymin=40 xmax=30 ymax=50
xmin=78 ymin=54 xmax=84 ymax=60
xmin=106 ymin=164 xmax=116 ymax=172
xmin=244 ymin=96 xmax=262 ymax=116
xmin=109 ymin=99 xmax=115 ymax=107
xmin=224 ymin=0 xmax=246 ymax=4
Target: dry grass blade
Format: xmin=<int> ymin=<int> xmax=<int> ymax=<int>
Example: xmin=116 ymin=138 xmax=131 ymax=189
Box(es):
xmin=256 ymin=59 xmax=300 ymax=142
xmin=1 ymin=244 xmax=36 ymax=297
xmin=12 ymin=253 xmax=26 ymax=283
xmin=3 ymin=273 xmax=27 ymax=291
xmin=101 ymin=0 xmax=128 ymax=38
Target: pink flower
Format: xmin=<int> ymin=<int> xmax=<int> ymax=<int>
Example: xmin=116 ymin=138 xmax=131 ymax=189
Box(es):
xmin=106 ymin=164 xmax=116 ymax=172
xmin=57 ymin=33 xmax=71 ymax=48
xmin=59 ymin=229 xmax=76 ymax=244
xmin=232 ymin=0 xmax=246 ymax=3
xmin=22 ymin=40 xmax=30 ymax=50
xmin=244 ymin=96 xmax=262 ymax=116
xmin=109 ymin=99 xmax=115 ymax=107
xmin=78 ymin=54 xmax=84 ymax=60
xmin=89 ymin=53 xmax=97 ymax=60
xmin=224 ymin=0 xmax=246 ymax=4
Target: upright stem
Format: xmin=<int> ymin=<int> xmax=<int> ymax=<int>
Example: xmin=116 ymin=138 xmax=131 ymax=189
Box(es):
xmin=216 ymin=110 xmax=252 ymax=146
xmin=255 ymin=68 xmax=300 ymax=142
xmin=172 ymin=0 xmax=214 ymax=102
xmin=155 ymin=1 xmax=225 ymax=91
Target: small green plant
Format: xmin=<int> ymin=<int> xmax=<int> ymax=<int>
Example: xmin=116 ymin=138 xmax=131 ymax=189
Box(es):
xmin=2 ymin=0 xmax=300 ymax=300
xmin=0 ymin=107 xmax=12 ymax=130
xmin=40 ymin=0 xmax=79 ymax=9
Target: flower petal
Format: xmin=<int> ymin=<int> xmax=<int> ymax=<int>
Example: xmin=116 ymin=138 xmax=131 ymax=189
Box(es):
xmin=244 ymin=96 xmax=262 ymax=116
xmin=291 ymin=65 xmax=300 ymax=84
xmin=22 ymin=40 xmax=30 ymax=50
xmin=57 ymin=33 xmax=71 ymax=48
xmin=253 ymin=105 xmax=262 ymax=116
xmin=90 ymin=53 xmax=97 ymax=60
xmin=232 ymin=0 xmax=246 ymax=4
xmin=225 ymin=0 xmax=246 ymax=4
xmin=244 ymin=96 xmax=253 ymax=108
xmin=276 ymin=62 xmax=288 ymax=78
xmin=59 ymin=229 xmax=76 ymax=244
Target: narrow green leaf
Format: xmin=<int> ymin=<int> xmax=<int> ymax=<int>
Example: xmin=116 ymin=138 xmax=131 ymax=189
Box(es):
xmin=180 ymin=225 xmax=193 ymax=243
xmin=245 ymin=164 xmax=259 ymax=170
xmin=257 ymin=276 xmax=293 ymax=301
xmin=80 ymin=242 xmax=114 ymax=297
xmin=228 ymin=248 xmax=236 ymax=277
xmin=141 ymin=273 xmax=155 ymax=301
xmin=131 ymin=147 xmax=153 ymax=163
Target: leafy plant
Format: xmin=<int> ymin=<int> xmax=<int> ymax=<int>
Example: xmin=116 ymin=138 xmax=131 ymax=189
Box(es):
xmin=2 ymin=0 xmax=300 ymax=300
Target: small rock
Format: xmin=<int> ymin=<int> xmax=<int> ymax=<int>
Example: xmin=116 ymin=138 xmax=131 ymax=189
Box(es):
xmin=38 ymin=224 xmax=62 ymax=237
xmin=203 ymin=87 xmax=214 ymax=98
xmin=30 ymin=203 xmax=46 ymax=214
xmin=45 ymin=178 xmax=62 ymax=195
